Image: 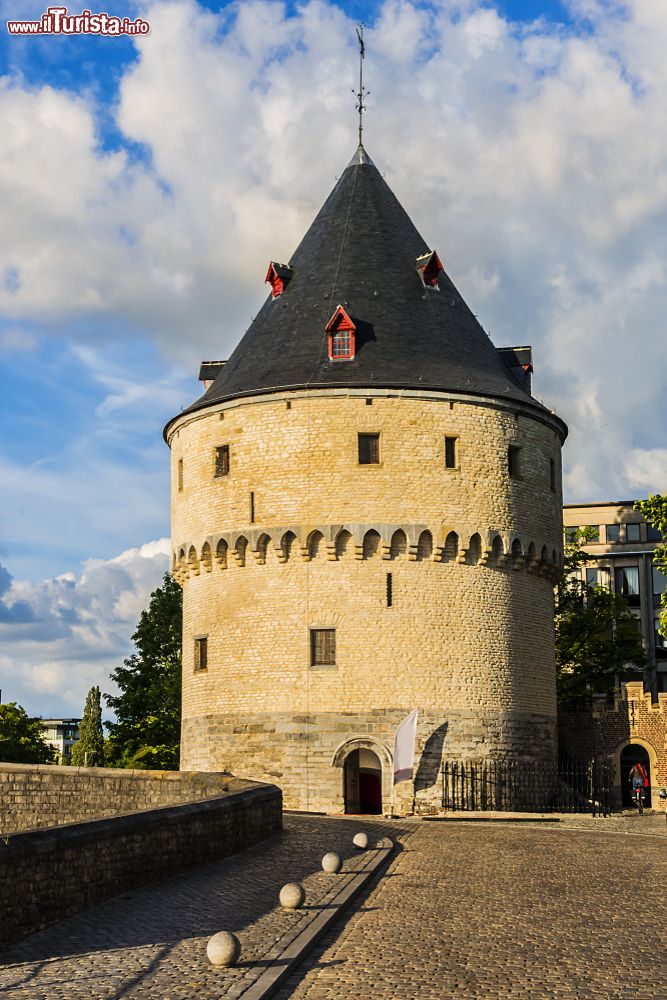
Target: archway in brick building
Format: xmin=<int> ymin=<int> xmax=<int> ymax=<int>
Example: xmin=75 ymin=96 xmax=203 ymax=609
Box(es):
xmin=344 ymin=748 xmax=383 ymax=814
xmin=620 ymin=744 xmax=652 ymax=808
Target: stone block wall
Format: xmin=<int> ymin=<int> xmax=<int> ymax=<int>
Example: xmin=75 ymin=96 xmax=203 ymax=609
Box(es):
xmin=0 ymin=763 xmax=246 ymax=835
xmin=0 ymin=777 xmax=281 ymax=949
xmin=559 ymin=682 xmax=667 ymax=812
xmin=167 ymin=388 xmax=565 ymax=813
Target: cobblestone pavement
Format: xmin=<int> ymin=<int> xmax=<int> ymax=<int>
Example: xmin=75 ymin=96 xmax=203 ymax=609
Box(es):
xmin=0 ymin=815 xmax=412 ymax=1000
xmin=1 ymin=813 xmax=666 ymax=999
xmin=277 ymin=817 xmax=667 ymax=1000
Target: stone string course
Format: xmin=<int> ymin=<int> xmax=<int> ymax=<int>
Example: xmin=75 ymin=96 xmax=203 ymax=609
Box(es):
xmin=170 ymin=390 xmax=564 ymax=812
xmin=0 ymin=770 xmax=281 ymax=949
xmin=172 ymin=521 xmax=561 ymax=587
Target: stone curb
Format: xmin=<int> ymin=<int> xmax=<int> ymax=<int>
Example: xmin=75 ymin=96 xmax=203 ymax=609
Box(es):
xmin=237 ymin=836 xmax=394 ymax=999
xmin=422 ymin=815 xmax=560 ymax=824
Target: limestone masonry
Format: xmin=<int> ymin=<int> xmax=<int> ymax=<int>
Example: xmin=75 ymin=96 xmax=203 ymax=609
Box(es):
xmin=165 ymin=144 xmax=568 ymax=813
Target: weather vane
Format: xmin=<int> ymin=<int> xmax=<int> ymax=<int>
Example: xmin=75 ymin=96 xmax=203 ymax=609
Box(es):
xmin=354 ymin=24 xmax=369 ymax=147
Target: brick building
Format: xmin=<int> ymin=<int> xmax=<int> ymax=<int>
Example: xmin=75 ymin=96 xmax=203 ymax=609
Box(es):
xmin=560 ymin=502 xmax=667 ymax=811
xmin=165 ymin=144 xmax=567 ymax=813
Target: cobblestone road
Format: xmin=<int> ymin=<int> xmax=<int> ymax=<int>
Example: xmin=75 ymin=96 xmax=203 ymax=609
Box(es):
xmin=278 ymin=815 xmax=667 ymax=1000
xmin=0 ymin=813 xmax=665 ymax=999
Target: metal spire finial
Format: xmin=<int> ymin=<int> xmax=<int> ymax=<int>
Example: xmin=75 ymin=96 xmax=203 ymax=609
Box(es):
xmin=354 ymin=24 xmax=369 ymax=147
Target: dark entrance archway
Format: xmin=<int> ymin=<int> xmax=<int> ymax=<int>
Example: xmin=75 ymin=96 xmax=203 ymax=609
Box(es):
xmin=620 ymin=744 xmax=651 ymax=808
xmin=344 ymin=748 xmax=383 ymax=814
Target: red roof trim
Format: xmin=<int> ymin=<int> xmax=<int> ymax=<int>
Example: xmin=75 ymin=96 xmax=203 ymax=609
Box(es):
xmin=265 ymin=261 xmax=292 ymax=299
xmin=325 ymin=304 xmax=356 ymax=333
xmin=416 ymin=250 xmax=444 ymax=288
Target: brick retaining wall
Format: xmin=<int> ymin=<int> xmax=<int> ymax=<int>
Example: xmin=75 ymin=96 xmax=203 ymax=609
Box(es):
xmin=0 ymin=773 xmax=281 ymax=949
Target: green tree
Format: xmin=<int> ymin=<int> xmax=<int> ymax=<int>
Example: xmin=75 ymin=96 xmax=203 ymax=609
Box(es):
xmin=104 ymin=573 xmax=182 ymax=770
xmin=556 ymin=528 xmax=646 ymax=709
xmin=71 ymin=685 xmax=105 ymax=766
xmin=635 ymin=494 xmax=667 ymax=648
xmin=0 ymin=703 xmax=56 ymax=764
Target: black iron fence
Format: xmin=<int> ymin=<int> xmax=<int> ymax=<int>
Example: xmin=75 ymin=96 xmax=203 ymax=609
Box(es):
xmin=441 ymin=758 xmax=612 ymax=816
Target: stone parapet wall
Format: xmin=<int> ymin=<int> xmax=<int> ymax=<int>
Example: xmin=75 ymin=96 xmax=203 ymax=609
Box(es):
xmin=0 ymin=763 xmax=244 ymax=835
xmin=0 ymin=778 xmax=281 ymax=949
xmin=182 ymin=709 xmax=557 ymax=814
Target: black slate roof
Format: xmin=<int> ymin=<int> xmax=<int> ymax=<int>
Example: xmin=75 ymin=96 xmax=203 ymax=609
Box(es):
xmin=168 ymin=147 xmax=565 ymax=435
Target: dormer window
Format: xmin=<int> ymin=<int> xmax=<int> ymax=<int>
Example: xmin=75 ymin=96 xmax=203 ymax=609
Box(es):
xmin=326 ymin=305 xmax=356 ymax=361
xmin=265 ymin=261 xmax=292 ymax=299
xmin=415 ymin=250 xmax=444 ymax=288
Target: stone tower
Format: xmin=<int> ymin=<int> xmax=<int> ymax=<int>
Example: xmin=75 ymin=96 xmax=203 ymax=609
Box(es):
xmin=165 ymin=145 xmax=567 ymax=814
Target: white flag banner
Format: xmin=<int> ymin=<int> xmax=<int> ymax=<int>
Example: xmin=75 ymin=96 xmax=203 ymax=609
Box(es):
xmin=393 ymin=709 xmax=418 ymax=785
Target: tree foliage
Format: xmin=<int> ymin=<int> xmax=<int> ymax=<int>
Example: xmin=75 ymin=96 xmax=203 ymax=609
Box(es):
xmin=635 ymin=494 xmax=667 ymax=644
xmin=0 ymin=702 xmax=56 ymax=764
xmin=71 ymin=685 xmax=105 ymax=766
xmin=104 ymin=573 xmax=182 ymax=770
xmin=556 ymin=528 xmax=646 ymax=710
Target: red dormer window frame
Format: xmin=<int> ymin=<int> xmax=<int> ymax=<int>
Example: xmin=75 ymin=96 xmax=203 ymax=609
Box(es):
xmin=265 ymin=261 xmax=292 ymax=299
xmin=416 ymin=250 xmax=444 ymax=288
xmin=326 ymin=305 xmax=356 ymax=361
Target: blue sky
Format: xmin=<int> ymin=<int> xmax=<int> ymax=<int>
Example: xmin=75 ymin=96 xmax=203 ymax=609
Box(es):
xmin=2 ymin=0 xmax=666 ymax=716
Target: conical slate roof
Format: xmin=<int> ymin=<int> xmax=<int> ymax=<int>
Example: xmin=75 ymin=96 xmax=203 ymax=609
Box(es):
xmin=171 ymin=147 xmax=561 ymax=428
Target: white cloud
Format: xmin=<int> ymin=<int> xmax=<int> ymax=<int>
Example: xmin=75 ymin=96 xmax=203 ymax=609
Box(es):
xmin=0 ymin=0 xmax=666 ymax=511
xmin=0 ymin=540 xmax=170 ymax=717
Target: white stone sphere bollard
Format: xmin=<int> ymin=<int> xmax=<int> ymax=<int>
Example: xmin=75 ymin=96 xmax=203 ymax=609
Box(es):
xmin=279 ymin=882 xmax=306 ymax=909
xmin=207 ymin=930 xmax=241 ymax=967
xmin=352 ymin=832 xmax=369 ymax=850
xmin=321 ymin=851 xmax=343 ymax=874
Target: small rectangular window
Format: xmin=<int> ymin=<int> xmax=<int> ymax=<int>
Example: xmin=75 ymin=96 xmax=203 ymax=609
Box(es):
xmin=310 ymin=628 xmax=336 ymax=667
xmin=214 ymin=445 xmax=230 ymax=478
xmin=615 ymin=566 xmax=640 ymax=607
xmin=508 ymin=445 xmax=522 ymax=479
xmin=358 ymin=433 xmax=380 ymax=465
xmin=564 ymin=526 xmax=579 ymax=543
xmin=331 ymin=330 xmax=352 ymax=358
xmin=586 ymin=567 xmax=610 ymax=589
xmin=386 ymin=572 xmax=393 ymax=607
xmin=606 ymin=524 xmax=621 ymax=543
xmin=584 ymin=524 xmax=600 ymax=543
xmin=626 ymin=523 xmax=641 ymax=543
xmin=445 ymin=436 xmax=457 ymax=469
xmin=647 ymin=524 xmax=663 ymax=542
xmin=549 ymin=458 xmax=556 ymax=493
xmin=194 ymin=636 xmax=208 ymax=671
xmin=250 ymin=491 xmax=255 ymax=523
xmin=653 ymin=565 xmax=667 ymax=607
xmin=177 ymin=458 xmax=184 ymax=492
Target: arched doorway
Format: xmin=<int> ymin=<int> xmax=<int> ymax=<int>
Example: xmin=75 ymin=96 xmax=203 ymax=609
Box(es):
xmin=344 ymin=748 xmax=383 ymax=814
xmin=620 ymin=744 xmax=651 ymax=808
